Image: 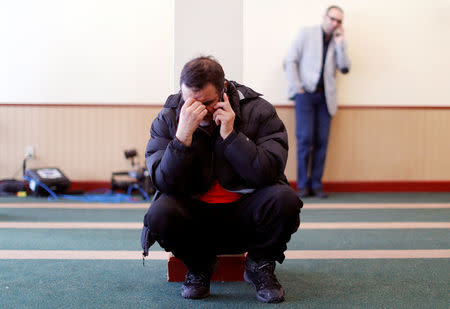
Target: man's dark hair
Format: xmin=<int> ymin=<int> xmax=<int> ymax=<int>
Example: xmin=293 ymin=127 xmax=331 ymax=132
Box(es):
xmin=180 ymin=56 xmax=225 ymax=94
xmin=325 ymin=5 xmax=344 ymax=14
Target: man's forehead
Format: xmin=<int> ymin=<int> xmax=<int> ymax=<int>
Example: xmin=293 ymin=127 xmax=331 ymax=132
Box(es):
xmin=181 ymin=83 xmax=218 ymax=99
xmin=328 ymin=8 xmax=343 ymax=18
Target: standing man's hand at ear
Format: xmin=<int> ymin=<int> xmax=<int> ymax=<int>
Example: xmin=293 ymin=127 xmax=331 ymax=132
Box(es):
xmin=213 ymin=92 xmax=235 ymax=139
xmin=334 ymin=26 xmax=345 ymax=45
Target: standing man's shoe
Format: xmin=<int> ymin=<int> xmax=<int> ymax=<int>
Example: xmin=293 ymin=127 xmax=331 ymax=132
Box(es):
xmin=181 ymin=258 xmax=218 ymax=299
xmin=297 ymin=188 xmax=310 ymax=198
xmin=244 ymin=257 xmax=285 ymax=303
xmin=311 ymin=188 xmax=328 ymax=198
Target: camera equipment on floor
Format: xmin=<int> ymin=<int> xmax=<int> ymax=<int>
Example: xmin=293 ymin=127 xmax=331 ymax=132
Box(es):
xmin=24 ymin=168 xmax=71 ymax=197
xmin=0 ymin=179 xmax=26 ymax=196
xmin=110 ymin=149 xmax=154 ymax=198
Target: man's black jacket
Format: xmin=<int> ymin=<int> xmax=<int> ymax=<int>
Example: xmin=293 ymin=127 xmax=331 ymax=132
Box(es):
xmin=145 ymin=81 xmax=290 ymax=199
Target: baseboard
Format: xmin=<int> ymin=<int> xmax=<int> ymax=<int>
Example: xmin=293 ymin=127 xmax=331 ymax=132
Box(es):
xmin=71 ymin=180 xmax=450 ymax=193
xmin=70 ymin=181 xmax=111 ymax=192
xmin=290 ymin=181 xmax=450 ymax=192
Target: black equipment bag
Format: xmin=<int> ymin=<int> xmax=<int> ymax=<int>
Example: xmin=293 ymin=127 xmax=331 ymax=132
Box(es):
xmin=25 ymin=168 xmax=71 ymax=196
xmin=0 ymin=179 xmax=26 ymax=196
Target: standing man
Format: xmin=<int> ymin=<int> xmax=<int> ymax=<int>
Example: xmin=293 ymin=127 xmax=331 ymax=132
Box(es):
xmin=285 ymin=5 xmax=351 ymax=198
xmin=141 ymin=56 xmax=302 ymax=303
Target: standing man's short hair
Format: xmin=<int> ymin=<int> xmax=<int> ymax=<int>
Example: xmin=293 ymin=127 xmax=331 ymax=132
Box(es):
xmin=325 ymin=5 xmax=344 ymax=14
xmin=180 ymin=56 xmax=225 ymax=94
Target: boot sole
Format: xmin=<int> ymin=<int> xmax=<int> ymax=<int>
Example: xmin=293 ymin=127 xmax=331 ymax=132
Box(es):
xmin=181 ymin=288 xmax=210 ymax=299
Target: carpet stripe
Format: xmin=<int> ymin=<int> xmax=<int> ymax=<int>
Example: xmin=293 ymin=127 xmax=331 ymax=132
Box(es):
xmin=305 ymin=203 xmax=450 ymax=209
xmin=284 ymin=249 xmax=450 ymax=259
xmin=0 ymin=203 xmax=148 ymax=209
xmin=1 ymin=222 xmax=449 ymax=229
xmin=300 ymin=222 xmax=450 ymax=229
xmin=0 ymin=250 xmax=169 ymax=260
xmin=0 ymin=203 xmax=449 ymax=209
xmin=0 ymin=250 xmax=449 ymax=260
xmin=0 ymin=222 xmax=143 ymax=229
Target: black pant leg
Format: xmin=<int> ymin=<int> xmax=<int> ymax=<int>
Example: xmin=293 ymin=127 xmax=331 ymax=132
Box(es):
xmin=143 ymin=184 xmax=302 ymax=268
xmin=143 ymin=194 xmax=216 ymax=271
xmin=232 ymin=183 xmax=302 ymax=263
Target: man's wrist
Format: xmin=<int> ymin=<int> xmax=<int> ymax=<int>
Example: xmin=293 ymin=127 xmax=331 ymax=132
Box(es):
xmin=219 ymin=130 xmax=238 ymax=145
xmin=175 ymin=133 xmax=192 ymax=147
xmin=221 ymin=128 xmax=233 ymax=140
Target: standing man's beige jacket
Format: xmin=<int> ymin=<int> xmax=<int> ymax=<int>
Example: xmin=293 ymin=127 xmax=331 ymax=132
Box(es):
xmin=284 ymin=25 xmax=351 ymax=116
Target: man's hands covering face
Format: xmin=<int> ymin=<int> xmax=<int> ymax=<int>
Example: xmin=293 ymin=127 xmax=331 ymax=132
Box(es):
xmin=214 ymin=92 xmax=235 ymax=140
xmin=176 ymin=98 xmax=208 ymax=146
xmin=175 ymin=92 xmax=235 ymax=146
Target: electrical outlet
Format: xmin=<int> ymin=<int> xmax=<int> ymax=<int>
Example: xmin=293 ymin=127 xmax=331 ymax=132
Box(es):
xmin=25 ymin=146 xmax=34 ymax=159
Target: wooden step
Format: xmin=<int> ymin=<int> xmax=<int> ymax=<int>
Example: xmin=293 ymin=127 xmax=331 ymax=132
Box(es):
xmin=168 ymin=254 xmax=246 ymax=282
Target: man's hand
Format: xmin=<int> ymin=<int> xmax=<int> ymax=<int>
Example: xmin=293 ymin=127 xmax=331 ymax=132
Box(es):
xmin=213 ymin=93 xmax=235 ymax=139
xmin=176 ymin=98 xmax=207 ymax=146
xmin=334 ymin=26 xmax=345 ymax=45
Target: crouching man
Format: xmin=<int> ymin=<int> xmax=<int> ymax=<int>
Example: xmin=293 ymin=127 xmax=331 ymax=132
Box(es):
xmin=141 ymin=56 xmax=302 ymax=303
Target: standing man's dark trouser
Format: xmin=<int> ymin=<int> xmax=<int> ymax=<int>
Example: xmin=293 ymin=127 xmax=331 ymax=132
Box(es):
xmin=143 ymin=184 xmax=302 ymax=272
xmin=294 ymin=91 xmax=331 ymax=191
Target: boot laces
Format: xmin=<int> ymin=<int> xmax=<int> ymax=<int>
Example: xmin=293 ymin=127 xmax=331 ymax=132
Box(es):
xmin=255 ymin=262 xmax=280 ymax=290
xmin=185 ymin=271 xmax=209 ymax=286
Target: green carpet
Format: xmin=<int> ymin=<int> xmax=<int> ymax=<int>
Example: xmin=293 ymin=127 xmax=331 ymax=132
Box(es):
xmin=1 ymin=192 xmax=450 ymax=204
xmin=0 ymin=260 xmax=448 ymax=309
xmin=302 ymin=192 xmax=450 ymax=203
xmin=0 ymin=193 xmax=449 ymax=308
xmin=1 ymin=208 xmax=449 ymax=222
xmin=1 ymin=229 xmax=449 ymax=251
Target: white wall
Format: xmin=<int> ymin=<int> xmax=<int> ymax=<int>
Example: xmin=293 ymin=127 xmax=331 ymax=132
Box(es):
xmin=2 ymin=0 xmax=449 ymax=106
xmin=174 ymin=0 xmax=243 ymax=91
xmin=0 ymin=0 xmax=174 ymax=103
xmin=243 ymin=0 xmax=450 ymax=106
